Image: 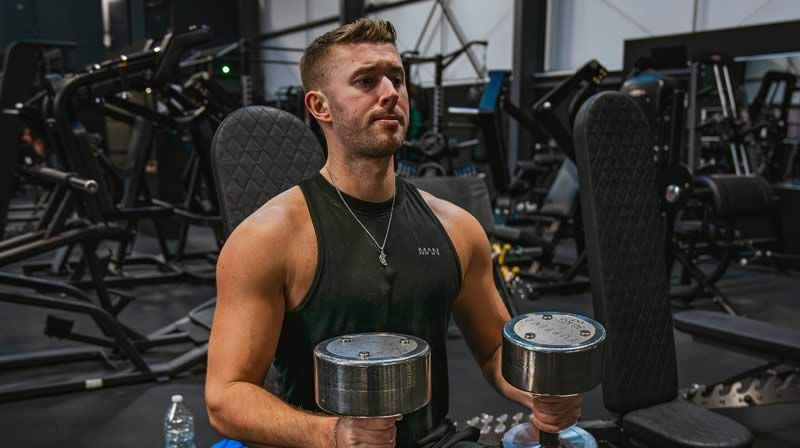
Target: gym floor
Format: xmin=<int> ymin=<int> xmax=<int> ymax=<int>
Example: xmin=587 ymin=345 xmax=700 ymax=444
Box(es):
xmin=1 ymin=229 xmax=798 ymax=447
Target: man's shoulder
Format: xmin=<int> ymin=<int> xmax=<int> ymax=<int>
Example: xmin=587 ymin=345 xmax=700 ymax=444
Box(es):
xmin=414 ymin=187 xmax=487 ymax=256
xmin=415 ymin=188 xmax=482 ymax=232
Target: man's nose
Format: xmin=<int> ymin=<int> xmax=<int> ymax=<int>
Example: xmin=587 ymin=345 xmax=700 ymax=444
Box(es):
xmin=378 ymin=76 xmax=399 ymax=108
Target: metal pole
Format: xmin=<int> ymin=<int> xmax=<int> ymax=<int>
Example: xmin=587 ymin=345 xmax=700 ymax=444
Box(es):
xmin=687 ymin=62 xmax=699 ymax=173
xmin=340 ymin=0 xmax=366 ymax=25
xmin=712 ymin=63 xmax=730 ymax=118
xmin=413 ymin=2 xmax=440 ymax=53
xmin=722 ymin=64 xmax=738 ymax=117
xmin=433 ymin=54 xmax=443 ymax=133
xmin=437 ymin=0 xmax=485 ymax=78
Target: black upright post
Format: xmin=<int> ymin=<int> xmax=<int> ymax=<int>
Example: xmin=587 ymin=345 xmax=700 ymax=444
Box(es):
xmin=239 ymin=0 xmax=264 ymax=104
xmin=340 ymin=0 xmax=366 ymax=25
xmin=509 ymin=0 xmax=547 ymax=173
xmin=128 ymin=0 xmax=146 ymax=44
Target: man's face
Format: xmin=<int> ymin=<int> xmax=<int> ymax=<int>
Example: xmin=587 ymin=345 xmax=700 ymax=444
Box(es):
xmin=321 ymin=42 xmax=409 ymax=159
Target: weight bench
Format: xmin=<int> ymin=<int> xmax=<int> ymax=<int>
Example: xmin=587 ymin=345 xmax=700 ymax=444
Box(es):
xmin=673 ymin=310 xmax=800 ymax=408
xmin=573 ymin=91 xmax=752 ymax=447
xmin=671 ymin=174 xmax=777 ymax=315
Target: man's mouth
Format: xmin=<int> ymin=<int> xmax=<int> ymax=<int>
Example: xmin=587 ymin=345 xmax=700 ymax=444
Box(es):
xmin=372 ymin=115 xmax=403 ymax=125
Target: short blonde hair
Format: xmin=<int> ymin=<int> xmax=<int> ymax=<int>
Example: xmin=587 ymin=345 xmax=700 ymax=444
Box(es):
xmin=300 ymin=18 xmax=397 ymax=91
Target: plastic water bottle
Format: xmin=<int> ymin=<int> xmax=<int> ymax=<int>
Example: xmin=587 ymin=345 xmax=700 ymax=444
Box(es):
xmin=164 ymin=394 xmax=195 ymax=448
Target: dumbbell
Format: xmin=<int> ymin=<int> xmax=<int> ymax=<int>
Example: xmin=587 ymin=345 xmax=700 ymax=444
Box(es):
xmin=314 ymin=332 xmax=431 ymax=419
xmin=501 ymin=312 xmax=605 ymax=448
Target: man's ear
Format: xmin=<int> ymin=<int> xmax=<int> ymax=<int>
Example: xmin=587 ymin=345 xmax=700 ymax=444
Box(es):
xmin=305 ymin=89 xmax=332 ymax=124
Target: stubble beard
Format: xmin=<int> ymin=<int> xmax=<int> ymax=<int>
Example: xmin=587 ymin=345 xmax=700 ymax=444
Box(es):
xmin=336 ymin=119 xmax=405 ymax=160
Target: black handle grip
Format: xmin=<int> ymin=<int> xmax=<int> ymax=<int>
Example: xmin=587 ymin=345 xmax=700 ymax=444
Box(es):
xmin=540 ymin=429 xmax=560 ymax=447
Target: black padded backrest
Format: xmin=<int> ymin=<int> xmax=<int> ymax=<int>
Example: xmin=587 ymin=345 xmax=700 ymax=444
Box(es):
xmin=573 ymin=91 xmax=678 ymax=414
xmin=211 ymin=106 xmax=324 ymax=237
xmin=539 ymin=159 xmax=579 ymax=218
xmin=696 ymin=174 xmax=775 ymax=218
xmin=406 ymin=176 xmax=495 ymax=234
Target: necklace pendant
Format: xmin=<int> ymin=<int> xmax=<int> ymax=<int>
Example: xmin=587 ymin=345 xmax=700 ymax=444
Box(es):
xmin=378 ymin=251 xmax=388 ymax=267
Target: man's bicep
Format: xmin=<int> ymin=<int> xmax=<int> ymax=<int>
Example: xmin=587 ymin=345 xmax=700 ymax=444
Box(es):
xmin=207 ymin=226 xmax=287 ymax=389
xmin=451 ymin=218 xmax=510 ymax=367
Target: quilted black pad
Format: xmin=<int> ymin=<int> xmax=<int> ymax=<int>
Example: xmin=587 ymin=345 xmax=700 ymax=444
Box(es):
xmin=210 ymin=106 xmax=324 ymax=236
xmin=406 ymin=176 xmax=495 ymax=233
xmin=623 ymin=399 xmax=752 ymax=448
xmin=572 ymin=92 xmax=679 ymax=413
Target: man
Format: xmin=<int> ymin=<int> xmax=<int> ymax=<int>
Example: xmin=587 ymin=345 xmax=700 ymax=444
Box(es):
xmin=206 ymin=18 xmax=580 ymax=447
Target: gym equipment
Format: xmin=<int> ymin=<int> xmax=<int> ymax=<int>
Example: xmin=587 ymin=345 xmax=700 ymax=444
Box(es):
xmin=683 ymin=55 xmax=769 ymax=176
xmin=621 ymin=70 xmax=686 ymax=172
xmin=0 ymin=40 xmax=76 ymax=238
xmin=0 ymin=103 xmax=323 ymax=402
xmin=23 ymin=27 xmax=224 ymax=288
xmin=678 ymin=310 xmax=800 ymax=409
xmin=398 ymin=40 xmax=487 ymax=179
xmin=501 ymin=312 xmax=604 ymax=448
xmin=621 ymin=59 xmax=799 ymax=309
xmin=532 ymin=60 xmax=608 ymax=160
xmin=447 ymin=70 xmax=516 ymax=194
xmin=448 ymin=69 xmax=552 ymax=197
xmin=746 ymin=71 xmax=796 ymax=181
xmin=614 ymin=79 xmax=800 ymax=413
xmin=447 ymin=71 xmax=589 ymax=296
xmin=464 ymin=411 xmax=528 ymax=443
xmin=403 ymin=0 xmax=487 ymax=134
xmin=669 ymin=174 xmax=778 ymax=315
xmin=314 ymin=333 xmax=431 ymax=417
xmin=572 ymin=91 xmax=752 ymax=447
xmin=0 ymin=160 xmax=212 ymax=402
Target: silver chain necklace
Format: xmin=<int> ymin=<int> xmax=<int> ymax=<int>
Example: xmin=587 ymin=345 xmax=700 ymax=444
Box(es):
xmin=325 ymin=167 xmax=396 ymax=267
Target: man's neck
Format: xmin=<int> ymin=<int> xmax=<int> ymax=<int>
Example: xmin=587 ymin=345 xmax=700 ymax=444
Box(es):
xmin=322 ymin=155 xmax=396 ymax=203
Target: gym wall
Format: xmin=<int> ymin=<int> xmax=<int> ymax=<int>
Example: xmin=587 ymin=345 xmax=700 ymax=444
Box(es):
xmin=548 ymin=0 xmax=800 ymax=72
xmin=259 ymin=0 xmax=514 ymax=99
xmin=0 ymin=0 xmax=105 ymax=68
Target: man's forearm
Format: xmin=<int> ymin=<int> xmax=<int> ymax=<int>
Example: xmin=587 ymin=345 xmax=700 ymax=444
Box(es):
xmin=480 ymin=346 xmax=532 ymax=409
xmin=208 ymin=381 xmax=336 ymax=448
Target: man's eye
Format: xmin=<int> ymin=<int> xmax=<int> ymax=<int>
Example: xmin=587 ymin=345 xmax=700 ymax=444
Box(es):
xmin=392 ymin=76 xmax=403 ymax=86
xmin=356 ymin=77 xmax=374 ymax=86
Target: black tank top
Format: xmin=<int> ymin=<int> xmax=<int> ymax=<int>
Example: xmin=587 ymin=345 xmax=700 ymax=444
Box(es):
xmin=271 ymin=173 xmax=462 ymax=447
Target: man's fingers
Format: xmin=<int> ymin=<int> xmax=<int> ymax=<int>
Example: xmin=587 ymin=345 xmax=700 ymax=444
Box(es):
xmin=530 ymin=408 xmax=580 ymax=434
xmin=533 ymin=408 xmax=580 ymax=425
xmin=532 ymin=395 xmax=582 ymax=415
xmin=351 ymin=424 xmax=396 ymax=444
xmin=530 ymin=416 xmax=563 ymax=435
xmin=533 ymin=405 xmax=581 ymax=420
xmin=350 ymin=417 xmax=400 ymax=431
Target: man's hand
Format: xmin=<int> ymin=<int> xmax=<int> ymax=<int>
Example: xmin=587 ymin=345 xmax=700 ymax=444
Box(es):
xmin=335 ymin=416 xmax=401 ymax=447
xmin=530 ymin=395 xmax=581 ymax=434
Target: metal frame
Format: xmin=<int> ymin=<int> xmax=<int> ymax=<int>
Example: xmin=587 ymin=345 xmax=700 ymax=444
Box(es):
xmin=624 ymin=19 xmax=800 ymax=73
xmin=509 ymin=0 xmax=547 ymax=174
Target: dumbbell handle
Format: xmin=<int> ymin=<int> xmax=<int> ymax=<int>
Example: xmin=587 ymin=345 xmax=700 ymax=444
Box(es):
xmin=539 ymin=430 xmax=560 ymax=447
